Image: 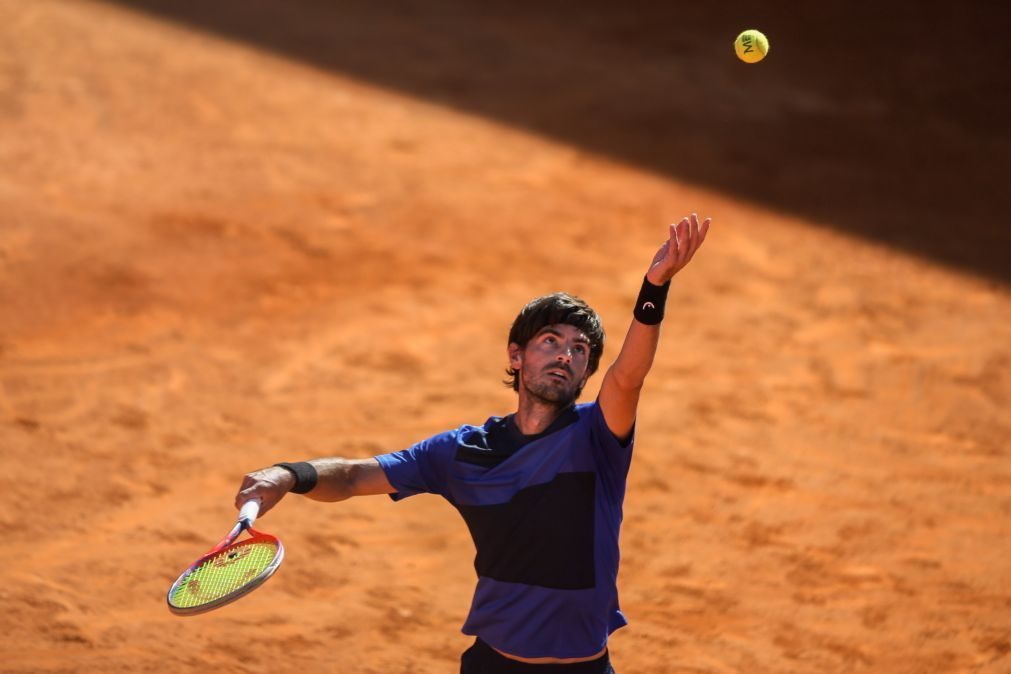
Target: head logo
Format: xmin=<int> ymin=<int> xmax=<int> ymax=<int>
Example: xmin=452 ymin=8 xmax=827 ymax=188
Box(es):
xmin=641 ymin=302 xmax=656 ymax=310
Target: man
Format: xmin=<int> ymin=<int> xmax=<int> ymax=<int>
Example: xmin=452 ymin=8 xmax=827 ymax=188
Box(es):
xmin=235 ymin=214 xmax=712 ymax=672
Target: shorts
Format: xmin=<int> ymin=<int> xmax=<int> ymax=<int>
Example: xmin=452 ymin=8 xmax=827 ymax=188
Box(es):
xmin=460 ymin=638 xmax=616 ymax=674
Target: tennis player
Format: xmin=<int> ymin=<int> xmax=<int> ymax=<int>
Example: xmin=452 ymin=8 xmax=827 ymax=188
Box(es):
xmin=236 ymin=214 xmax=711 ymax=672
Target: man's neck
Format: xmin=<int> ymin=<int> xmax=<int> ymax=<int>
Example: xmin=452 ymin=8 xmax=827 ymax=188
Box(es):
xmin=513 ymin=395 xmax=573 ymax=436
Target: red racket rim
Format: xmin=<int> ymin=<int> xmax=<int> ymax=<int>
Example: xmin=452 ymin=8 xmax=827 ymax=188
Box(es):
xmin=167 ymin=530 xmax=284 ymax=616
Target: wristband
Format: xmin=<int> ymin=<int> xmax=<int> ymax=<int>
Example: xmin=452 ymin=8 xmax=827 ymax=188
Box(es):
xmin=274 ymin=461 xmax=318 ymax=494
xmin=633 ymin=276 xmax=671 ymax=325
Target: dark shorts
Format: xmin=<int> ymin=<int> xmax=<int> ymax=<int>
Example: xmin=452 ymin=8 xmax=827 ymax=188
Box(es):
xmin=460 ymin=638 xmax=615 ymax=674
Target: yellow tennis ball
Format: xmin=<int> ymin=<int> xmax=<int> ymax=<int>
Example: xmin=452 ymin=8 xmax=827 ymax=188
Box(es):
xmin=734 ymin=29 xmax=769 ymax=64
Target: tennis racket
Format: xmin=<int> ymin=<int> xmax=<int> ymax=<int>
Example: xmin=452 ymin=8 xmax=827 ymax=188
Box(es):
xmin=167 ymin=499 xmax=285 ymax=616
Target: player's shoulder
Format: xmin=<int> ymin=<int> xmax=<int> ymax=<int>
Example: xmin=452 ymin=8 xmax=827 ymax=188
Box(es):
xmin=573 ymin=400 xmax=602 ymax=422
xmin=408 ymin=426 xmax=463 ymax=454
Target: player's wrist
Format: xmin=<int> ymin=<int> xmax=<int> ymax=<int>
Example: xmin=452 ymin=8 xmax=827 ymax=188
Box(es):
xmin=645 ymin=267 xmax=670 ymax=286
xmin=272 ymin=467 xmax=297 ymax=492
xmin=633 ymin=275 xmax=671 ymax=325
xmin=273 ymin=461 xmax=318 ymax=494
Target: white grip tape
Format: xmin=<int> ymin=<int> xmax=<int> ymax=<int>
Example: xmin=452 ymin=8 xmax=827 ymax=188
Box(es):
xmin=238 ymin=499 xmax=260 ymax=527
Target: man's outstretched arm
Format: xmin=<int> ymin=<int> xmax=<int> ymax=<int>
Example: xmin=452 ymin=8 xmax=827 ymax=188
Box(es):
xmin=598 ymin=213 xmax=711 ymax=439
xmin=234 ymin=458 xmax=394 ymax=516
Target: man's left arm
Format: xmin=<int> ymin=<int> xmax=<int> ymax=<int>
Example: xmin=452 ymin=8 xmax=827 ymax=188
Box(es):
xmin=598 ymin=213 xmax=711 ymax=439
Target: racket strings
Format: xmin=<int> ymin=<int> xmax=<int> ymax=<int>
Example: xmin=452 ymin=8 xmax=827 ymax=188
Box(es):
xmin=170 ymin=539 xmax=279 ymax=609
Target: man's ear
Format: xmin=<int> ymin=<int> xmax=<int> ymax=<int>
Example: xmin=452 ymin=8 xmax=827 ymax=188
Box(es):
xmin=508 ymin=343 xmax=523 ymax=369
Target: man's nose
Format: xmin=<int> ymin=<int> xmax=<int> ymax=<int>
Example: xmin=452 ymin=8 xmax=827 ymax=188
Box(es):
xmin=556 ymin=348 xmax=573 ymax=363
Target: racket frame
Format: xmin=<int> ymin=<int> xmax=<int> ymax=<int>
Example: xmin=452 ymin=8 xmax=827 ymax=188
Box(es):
xmin=167 ymin=500 xmax=285 ymax=616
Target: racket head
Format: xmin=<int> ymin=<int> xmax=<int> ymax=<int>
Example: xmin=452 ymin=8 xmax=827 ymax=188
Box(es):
xmin=167 ymin=529 xmax=284 ymax=616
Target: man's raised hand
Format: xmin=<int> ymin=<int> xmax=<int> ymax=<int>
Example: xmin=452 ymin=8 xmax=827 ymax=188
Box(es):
xmin=646 ymin=213 xmax=711 ymax=285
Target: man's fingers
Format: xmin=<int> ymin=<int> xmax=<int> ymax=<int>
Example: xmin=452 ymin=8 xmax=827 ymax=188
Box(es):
xmin=686 ymin=213 xmax=700 ymax=258
xmin=235 ymin=488 xmax=256 ymax=510
xmin=686 ymin=213 xmax=701 ymax=258
xmin=235 ymin=472 xmax=271 ymax=510
xmin=661 ymin=214 xmax=711 ymax=275
xmin=685 ymin=217 xmax=712 ymax=263
xmin=676 ymin=217 xmax=691 ymax=264
xmin=236 ymin=486 xmax=278 ymax=516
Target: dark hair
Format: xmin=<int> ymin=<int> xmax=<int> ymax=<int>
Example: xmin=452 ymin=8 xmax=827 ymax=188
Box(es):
xmin=504 ymin=292 xmax=605 ymax=392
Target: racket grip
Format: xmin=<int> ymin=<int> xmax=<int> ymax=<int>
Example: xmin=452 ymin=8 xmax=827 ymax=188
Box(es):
xmin=238 ymin=499 xmax=261 ymax=527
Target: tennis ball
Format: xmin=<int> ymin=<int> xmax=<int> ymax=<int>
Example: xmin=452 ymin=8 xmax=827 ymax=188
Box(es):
xmin=734 ymin=29 xmax=769 ymax=64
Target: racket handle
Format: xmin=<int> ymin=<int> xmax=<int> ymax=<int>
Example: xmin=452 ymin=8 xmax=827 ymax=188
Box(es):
xmin=238 ymin=499 xmax=261 ymax=528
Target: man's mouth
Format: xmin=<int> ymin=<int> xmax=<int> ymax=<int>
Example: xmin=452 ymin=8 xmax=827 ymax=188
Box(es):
xmin=545 ymin=368 xmax=571 ymax=381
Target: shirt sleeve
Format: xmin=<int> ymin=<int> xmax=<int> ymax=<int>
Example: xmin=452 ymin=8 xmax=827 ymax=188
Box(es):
xmin=587 ymin=399 xmax=635 ymax=497
xmin=375 ymin=429 xmax=458 ymax=501
xmin=589 ymin=398 xmax=635 ymax=452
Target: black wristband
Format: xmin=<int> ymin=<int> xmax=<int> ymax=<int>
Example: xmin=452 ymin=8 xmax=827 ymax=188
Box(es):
xmin=633 ymin=276 xmax=671 ymax=325
xmin=274 ymin=461 xmax=318 ymax=494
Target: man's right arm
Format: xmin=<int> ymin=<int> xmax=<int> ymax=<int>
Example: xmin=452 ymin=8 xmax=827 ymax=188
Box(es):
xmin=234 ymin=458 xmax=394 ymax=516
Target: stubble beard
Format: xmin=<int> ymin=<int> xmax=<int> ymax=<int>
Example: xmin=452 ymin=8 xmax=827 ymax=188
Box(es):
xmin=522 ymin=373 xmax=580 ymax=407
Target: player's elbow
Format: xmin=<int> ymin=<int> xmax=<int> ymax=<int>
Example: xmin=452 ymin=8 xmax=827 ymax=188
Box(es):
xmin=343 ymin=460 xmax=368 ymax=498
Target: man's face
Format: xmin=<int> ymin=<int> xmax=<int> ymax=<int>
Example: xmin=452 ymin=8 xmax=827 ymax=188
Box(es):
xmin=509 ymin=323 xmax=592 ymax=405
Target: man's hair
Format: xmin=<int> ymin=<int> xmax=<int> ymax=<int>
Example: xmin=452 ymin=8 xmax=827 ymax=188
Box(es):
xmin=505 ymin=292 xmax=605 ymax=392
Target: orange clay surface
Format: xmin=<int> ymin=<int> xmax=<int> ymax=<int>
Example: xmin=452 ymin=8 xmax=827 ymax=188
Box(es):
xmin=1 ymin=2 xmax=1009 ymax=672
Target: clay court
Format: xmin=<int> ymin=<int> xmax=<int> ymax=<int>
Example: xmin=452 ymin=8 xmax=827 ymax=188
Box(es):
xmin=1 ymin=1 xmax=1009 ymax=672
